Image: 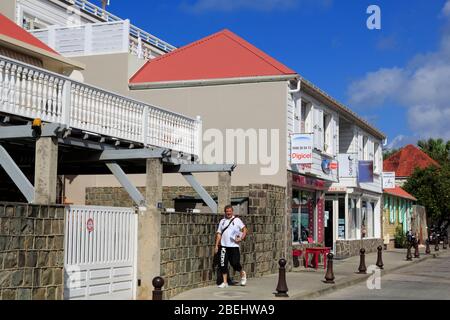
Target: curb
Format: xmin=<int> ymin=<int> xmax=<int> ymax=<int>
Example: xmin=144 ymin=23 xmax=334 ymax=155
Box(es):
xmin=289 ymin=250 xmax=447 ymax=300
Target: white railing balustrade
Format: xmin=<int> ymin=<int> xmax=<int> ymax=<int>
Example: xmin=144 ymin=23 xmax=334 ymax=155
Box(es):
xmin=72 ymin=0 xmax=176 ymax=53
xmin=31 ymin=20 xmax=130 ymax=58
xmin=31 ymin=20 xmax=166 ymax=60
xmin=0 ymin=55 xmax=201 ymax=156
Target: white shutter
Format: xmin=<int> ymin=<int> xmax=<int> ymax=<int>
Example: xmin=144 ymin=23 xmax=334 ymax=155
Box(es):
xmin=331 ymin=116 xmax=337 ymax=156
xmin=313 ymin=107 xmax=323 ymax=151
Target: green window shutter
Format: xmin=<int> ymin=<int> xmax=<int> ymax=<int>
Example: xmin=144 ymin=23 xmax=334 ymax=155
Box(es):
xmin=399 ymin=199 xmax=404 ymax=224
xmin=388 ymin=197 xmax=395 ymax=223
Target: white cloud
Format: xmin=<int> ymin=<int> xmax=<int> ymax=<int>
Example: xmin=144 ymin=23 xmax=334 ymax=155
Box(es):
xmin=181 ymin=0 xmax=331 ymax=13
xmin=386 ymin=135 xmax=418 ymax=150
xmin=347 ymin=1 xmax=450 ymax=140
xmin=443 ymin=0 xmax=450 ymax=17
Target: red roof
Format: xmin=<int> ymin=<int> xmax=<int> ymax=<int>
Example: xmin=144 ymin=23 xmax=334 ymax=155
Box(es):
xmin=384 ymin=186 xmax=417 ymax=201
xmin=0 ymin=13 xmax=58 ymax=55
xmin=383 ymin=144 xmax=440 ymax=177
xmin=130 ymin=29 xmax=297 ymax=85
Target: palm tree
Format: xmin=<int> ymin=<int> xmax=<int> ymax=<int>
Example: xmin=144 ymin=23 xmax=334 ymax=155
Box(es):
xmin=417 ymin=138 xmax=450 ymax=165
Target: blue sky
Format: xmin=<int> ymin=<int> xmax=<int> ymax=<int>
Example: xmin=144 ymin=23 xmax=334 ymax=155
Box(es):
xmin=99 ymin=0 xmax=450 ymax=149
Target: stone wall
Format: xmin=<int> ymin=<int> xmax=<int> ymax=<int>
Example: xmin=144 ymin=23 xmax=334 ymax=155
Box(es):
xmin=335 ymin=238 xmax=384 ymax=259
xmin=86 ymin=183 xmax=288 ymax=300
xmin=86 ymin=186 xmax=249 ymax=210
xmin=159 ymin=184 xmax=288 ymax=299
xmin=0 ymin=203 xmax=65 ymax=300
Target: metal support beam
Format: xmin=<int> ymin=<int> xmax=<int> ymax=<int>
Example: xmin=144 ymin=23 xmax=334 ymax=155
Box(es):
xmin=0 ymin=145 xmax=34 ymax=203
xmin=0 ymin=123 xmax=66 ymax=140
xmin=182 ymin=173 xmax=218 ymax=213
xmin=164 ymin=164 xmax=236 ymax=174
xmin=106 ymin=162 xmax=146 ymax=207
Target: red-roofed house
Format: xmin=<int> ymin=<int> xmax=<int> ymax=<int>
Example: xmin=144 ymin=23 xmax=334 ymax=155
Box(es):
xmin=382 ymin=145 xmax=437 ymax=248
xmin=383 ymin=144 xmax=440 ymax=186
xmin=0 ymin=13 xmax=84 ymax=74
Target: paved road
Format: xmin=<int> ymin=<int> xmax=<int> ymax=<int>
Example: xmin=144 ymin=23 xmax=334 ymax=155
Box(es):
xmin=316 ymin=254 xmax=450 ymax=300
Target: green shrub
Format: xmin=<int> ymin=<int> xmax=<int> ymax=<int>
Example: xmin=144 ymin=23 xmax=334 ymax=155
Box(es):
xmin=394 ymin=226 xmax=407 ymax=248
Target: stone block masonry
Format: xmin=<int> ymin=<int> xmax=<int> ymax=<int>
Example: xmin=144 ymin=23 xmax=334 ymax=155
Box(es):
xmin=0 ymin=203 xmax=65 ymax=300
xmin=86 ymin=183 xmax=289 ymax=300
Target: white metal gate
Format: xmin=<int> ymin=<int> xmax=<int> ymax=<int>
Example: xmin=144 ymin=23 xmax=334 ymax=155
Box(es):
xmin=64 ymin=206 xmax=137 ymax=300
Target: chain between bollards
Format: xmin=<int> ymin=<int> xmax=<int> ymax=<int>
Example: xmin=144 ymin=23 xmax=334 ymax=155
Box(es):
xmin=152 ymin=276 xmax=165 ymax=301
xmin=324 ymin=253 xmax=335 ymax=284
xmin=357 ymin=248 xmax=367 ymax=274
xmin=275 ymin=258 xmax=289 ymax=297
xmin=376 ymin=246 xmax=384 ymax=269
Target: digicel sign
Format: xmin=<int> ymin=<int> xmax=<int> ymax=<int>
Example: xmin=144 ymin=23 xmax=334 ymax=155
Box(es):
xmin=292 ymin=153 xmax=313 ymax=160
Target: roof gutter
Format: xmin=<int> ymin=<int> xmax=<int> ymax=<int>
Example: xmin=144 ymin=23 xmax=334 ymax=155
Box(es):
xmin=129 ymin=74 xmax=298 ymax=90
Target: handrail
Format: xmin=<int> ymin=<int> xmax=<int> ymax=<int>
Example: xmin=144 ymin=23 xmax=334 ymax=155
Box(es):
xmin=0 ymin=55 xmax=201 ymax=155
xmin=72 ymin=0 xmax=177 ymax=52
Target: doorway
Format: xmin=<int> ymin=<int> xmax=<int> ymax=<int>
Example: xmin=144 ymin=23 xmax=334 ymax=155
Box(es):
xmin=325 ymin=200 xmax=334 ymax=248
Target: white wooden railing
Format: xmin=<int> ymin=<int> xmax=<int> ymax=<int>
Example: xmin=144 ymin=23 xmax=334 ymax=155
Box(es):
xmin=0 ymin=55 xmax=202 ymax=156
xmin=71 ymin=0 xmax=176 ymax=53
xmin=31 ymin=20 xmax=130 ymax=58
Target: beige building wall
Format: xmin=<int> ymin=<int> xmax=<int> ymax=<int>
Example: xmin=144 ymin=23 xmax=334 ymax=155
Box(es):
xmin=64 ymin=79 xmax=289 ymax=205
xmin=0 ymin=0 xmax=17 ymax=20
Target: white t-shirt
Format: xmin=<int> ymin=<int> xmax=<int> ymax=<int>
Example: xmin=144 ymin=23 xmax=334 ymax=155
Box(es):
xmin=217 ymin=217 xmax=246 ymax=248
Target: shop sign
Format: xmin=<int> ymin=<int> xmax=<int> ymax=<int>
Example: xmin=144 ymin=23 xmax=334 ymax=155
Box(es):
xmin=292 ymin=174 xmax=326 ymax=190
xmin=317 ymin=197 xmax=324 ymax=243
xmin=328 ymin=186 xmax=347 ymax=193
xmin=382 ymin=172 xmax=396 ymax=189
xmin=321 ymin=159 xmax=338 ymax=175
xmin=358 ymin=161 xmax=374 ymax=183
xmin=291 ymin=134 xmax=314 ymax=165
xmin=338 ymin=153 xmax=357 ymax=178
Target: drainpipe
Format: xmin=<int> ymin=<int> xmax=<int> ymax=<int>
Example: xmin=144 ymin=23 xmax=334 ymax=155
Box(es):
xmin=288 ymin=78 xmax=301 ymax=94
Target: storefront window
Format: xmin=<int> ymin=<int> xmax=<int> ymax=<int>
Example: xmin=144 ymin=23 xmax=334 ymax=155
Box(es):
xmin=348 ymin=198 xmax=357 ymax=239
xmin=361 ymin=201 xmax=367 ymax=239
xmin=292 ymin=190 xmax=315 ymax=243
xmin=370 ymin=202 xmax=376 ymax=238
xmin=338 ymin=197 xmax=346 ymax=239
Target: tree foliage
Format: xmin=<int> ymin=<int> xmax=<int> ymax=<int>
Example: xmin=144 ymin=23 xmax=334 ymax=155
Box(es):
xmin=417 ymin=138 xmax=450 ymax=165
xmin=403 ymin=163 xmax=450 ymax=226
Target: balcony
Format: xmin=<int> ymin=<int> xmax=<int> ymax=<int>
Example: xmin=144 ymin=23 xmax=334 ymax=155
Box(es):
xmin=0 ymin=54 xmax=201 ymax=156
xmin=30 ymin=20 xmax=168 ymax=60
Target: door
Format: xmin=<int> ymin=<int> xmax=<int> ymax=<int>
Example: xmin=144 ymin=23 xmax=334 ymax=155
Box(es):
xmin=325 ymin=200 xmax=334 ymax=248
xmin=64 ymin=206 xmax=137 ymax=300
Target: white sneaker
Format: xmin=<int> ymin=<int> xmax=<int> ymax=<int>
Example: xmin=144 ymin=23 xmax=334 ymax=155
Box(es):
xmin=217 ymin=282 xmax=229 ymax=288
xmin=240 ymin=271 xmax=247 ymax=286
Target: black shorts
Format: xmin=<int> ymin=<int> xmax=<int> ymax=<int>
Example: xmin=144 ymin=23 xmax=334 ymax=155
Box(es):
xmin=219 ymin=247 xmax=242 ymax=274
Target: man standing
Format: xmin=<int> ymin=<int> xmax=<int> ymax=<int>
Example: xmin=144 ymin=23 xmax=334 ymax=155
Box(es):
xmin=215 ymin=205 xmax=248 ymax=288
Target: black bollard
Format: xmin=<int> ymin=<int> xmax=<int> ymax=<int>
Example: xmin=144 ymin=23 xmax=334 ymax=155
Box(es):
xmin=376 ymin=246 xmax=384 ymax=269
xmin=152 ymin=276 xmax=165 ymax=301
xmin=443 ymin=237 xmax=448 ymax=250
xmin=275 ymin=259 xmax=289 ymax=297
xmin=425 ymin=240 xmax=431 ymax=255
xmin=414 ymin=242 xmax=420 ymax=258
xmin=435 ymin=239 xmax=440 ymax=252
xmin=323 ymin=253 xmax=335 ymax=284
xmin=406 ymin=243 xmax=413 ymax=261
xmin=357 ymin=249 xmax=367 ymax=274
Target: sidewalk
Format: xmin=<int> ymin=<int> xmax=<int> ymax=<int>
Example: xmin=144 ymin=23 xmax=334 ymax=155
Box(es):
xmin=171 ymin=248 xmax=450 ymax=300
